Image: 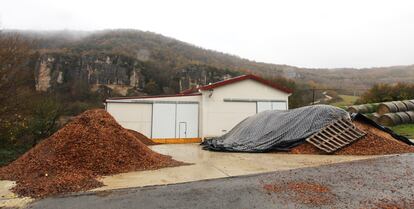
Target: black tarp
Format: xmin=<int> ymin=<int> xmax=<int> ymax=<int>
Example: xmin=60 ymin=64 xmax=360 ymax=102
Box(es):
xmin=202 ymin=105 xmax=349 ymax=152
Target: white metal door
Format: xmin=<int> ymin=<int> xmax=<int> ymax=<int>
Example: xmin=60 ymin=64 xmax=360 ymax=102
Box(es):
xmin=271 ymin=101 xmax=287 ymax=110
xmin=176 ymin=103 xmax=199 ymax=138
xmin=152 ymin=103 xmax=176 ymax=138
xmin=257 ymin=102 xmax=272 ymax=113
xmin=178 ymin=122 xmax=187 ymax=138
xmin=106 ymin=103 xmax=152 ymax=138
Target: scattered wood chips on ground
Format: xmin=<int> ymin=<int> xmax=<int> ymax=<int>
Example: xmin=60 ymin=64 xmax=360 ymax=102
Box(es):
xmin=0 ymin=109 xmax=184 ymax=198
xmin=361 ymin=198 xmax=414 ymax=209
xmin=263 ymin=181 xmax=336 ymax=206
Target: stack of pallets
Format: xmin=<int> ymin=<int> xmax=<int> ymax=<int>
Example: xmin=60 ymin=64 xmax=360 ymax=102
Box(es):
xmin=306 ymin=118 xmax=366 ymax=153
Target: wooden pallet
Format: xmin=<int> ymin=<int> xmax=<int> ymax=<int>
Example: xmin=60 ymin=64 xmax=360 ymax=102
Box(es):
xmin=306 ymin=118 xmax=366 ymax=153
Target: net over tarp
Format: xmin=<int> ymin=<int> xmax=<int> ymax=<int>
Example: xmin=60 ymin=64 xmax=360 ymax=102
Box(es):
xmin=201 ymin=105 xmax=350 ymax=152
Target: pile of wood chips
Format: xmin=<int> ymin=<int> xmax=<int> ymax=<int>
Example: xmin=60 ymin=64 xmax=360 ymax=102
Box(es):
xmin=127 ymin=129 xmax=159 ymax=145
xmin=290 ymin=120 xmax=414 ymax=155
xmin=0 ymin=109 xmax=183 ymax=198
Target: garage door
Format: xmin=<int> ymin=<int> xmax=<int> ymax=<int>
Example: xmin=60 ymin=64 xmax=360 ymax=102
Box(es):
xmin=106 ymin=103 xmax=152 ymax=138
xmin=271 ymin=102 xmax=287 ymax=110
xmin=257 ymin=101 xmax=287 ymax=113
xmin=152 ymin=103 xmax=176 ymax=138
xmin=176 ymin=104 xmax=199 ymax=138
xmin=257 ymin=102 xmax=272 ymax=113
xmin=152 ymin=103 xmax=199 ymax=139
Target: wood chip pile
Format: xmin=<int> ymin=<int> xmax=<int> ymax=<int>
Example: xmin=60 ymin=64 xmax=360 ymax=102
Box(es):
xmin=127 ymin=129 xmax=159 ymax=145
xmin=290 ymin=120 xmax=414 ymax=155
xmin=0 ymin=109 xmax=183 ymax=198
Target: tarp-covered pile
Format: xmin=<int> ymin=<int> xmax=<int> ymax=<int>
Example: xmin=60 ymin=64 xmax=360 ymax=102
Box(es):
xmin=202 ymin=105 xmax=349 ymax=152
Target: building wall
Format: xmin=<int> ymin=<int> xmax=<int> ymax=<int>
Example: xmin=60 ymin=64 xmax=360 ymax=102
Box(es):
xmin=201 ymin=79 xmax=290 ymax=138
xmin=106 ymin=94 xmax=202 ymax=139
xmin=106 ymin=79 xmax=290 ymax=140
xmin=106 ymin=102 xmax=152 ymax=137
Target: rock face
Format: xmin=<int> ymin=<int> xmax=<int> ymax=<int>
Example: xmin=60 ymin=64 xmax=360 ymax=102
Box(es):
xmin=176 ymin=65 xmax=240 ymax=92
xmin=34 ymin=53 xmax=144 ymax=95
xmin=34 ymin=53 xmax=240 ymax=96
xmin=35 ymin=57 xmax=53 ymax=91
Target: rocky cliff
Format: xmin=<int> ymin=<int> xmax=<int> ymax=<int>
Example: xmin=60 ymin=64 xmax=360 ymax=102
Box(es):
xmin=34 ymin=53 xmax=145 ymax=96
xmin=34 ymin=53 xmax=239 ymax=96
xmin=176 ymin=65 xmax=240 ymax=91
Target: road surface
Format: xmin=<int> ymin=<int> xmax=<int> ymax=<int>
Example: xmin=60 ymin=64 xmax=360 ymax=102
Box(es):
xmin=26 ymin=154 xmax=414 ymax=209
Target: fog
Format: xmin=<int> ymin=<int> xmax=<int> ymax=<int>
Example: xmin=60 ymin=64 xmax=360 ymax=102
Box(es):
xmin=1 ymin=0 xmax=414 ymax=68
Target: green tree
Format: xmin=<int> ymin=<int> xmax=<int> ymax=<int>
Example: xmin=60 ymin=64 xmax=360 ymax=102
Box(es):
xmin=28 ymin=97 xmax=62 ymax=146
xmin=357 ymin=83 xmax=414 ymax=104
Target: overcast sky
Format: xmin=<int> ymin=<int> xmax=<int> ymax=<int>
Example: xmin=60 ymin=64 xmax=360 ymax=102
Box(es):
xmin=1 ymin=0 xmax=414 ymax=68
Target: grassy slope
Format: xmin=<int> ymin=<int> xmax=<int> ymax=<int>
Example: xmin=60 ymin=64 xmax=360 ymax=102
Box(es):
xmin=391 ymin=124 xmax=414 ymax=139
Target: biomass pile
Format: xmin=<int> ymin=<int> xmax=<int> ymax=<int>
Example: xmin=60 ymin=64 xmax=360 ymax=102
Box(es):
xmin=0 ymin=109 xmax=183 ymax=198
xmin=128 ymin=129 xmax=159 ymax=145
xmin=290 ymin=120 xmax=414 ymax=155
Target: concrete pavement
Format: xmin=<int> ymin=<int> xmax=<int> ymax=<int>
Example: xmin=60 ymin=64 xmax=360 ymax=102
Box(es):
xmin=94 ymin=143 xmax=374 ymax=191
xmin=0 ymin=181 xmax=32 ymax=208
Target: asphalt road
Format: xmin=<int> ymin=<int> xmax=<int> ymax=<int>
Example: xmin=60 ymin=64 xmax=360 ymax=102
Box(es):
xmin=26 ymin=154 xmax=414 ymax=209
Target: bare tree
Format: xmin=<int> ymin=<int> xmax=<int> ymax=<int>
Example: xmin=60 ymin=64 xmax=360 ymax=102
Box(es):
xmin=0 ymin=32 xmax=32 ymax=92
xmin=0 ymin=31 xmax=33 ymax=146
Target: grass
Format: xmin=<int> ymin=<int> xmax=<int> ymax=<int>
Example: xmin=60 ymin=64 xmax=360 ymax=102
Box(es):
xmin=331 ymin=95 xmax=359 ymax=107
xmin=391 ymin=124 xmax=414 ymax=139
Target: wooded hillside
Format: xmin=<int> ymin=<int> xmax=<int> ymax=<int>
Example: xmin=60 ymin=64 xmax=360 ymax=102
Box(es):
xmin=17 ymin=29 xmax=414 ymax=95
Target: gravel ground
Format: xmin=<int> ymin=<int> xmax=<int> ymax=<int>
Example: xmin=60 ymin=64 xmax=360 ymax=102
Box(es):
xmin=26 ymin=154 xmax=414 ymax=209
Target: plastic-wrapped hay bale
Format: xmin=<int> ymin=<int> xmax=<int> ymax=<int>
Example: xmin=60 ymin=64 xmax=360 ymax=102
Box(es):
xmin=378 ymin=113 xmax=402 ymax=126
xmin=394 ymin=101 xmax=408 ymax=112
xmin=347 ymin=104 xmax=379 ymax=114
xmin=370 ymin=112 xmax=380 ymax=123
xmin=365 ymin=103 xmax=379 ymax=113
xmin=347 ymin=105 xmax=368 ymax=113
xmin=402 ymin=100 xmax=414 ymax=111
xmin=396 ymin=112 xmax=411 ymax=124
xmin=406 ymin=111 xmax=414 ymax=122
xmin=364 ymin=112 xmax=380 ymax=122
xmin=377 ymin=102 xmax=399 ymax=115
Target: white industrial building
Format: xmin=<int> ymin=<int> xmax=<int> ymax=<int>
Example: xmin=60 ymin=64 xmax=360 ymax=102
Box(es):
xmin=105 ymin=74 xmax=292 ymax=143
